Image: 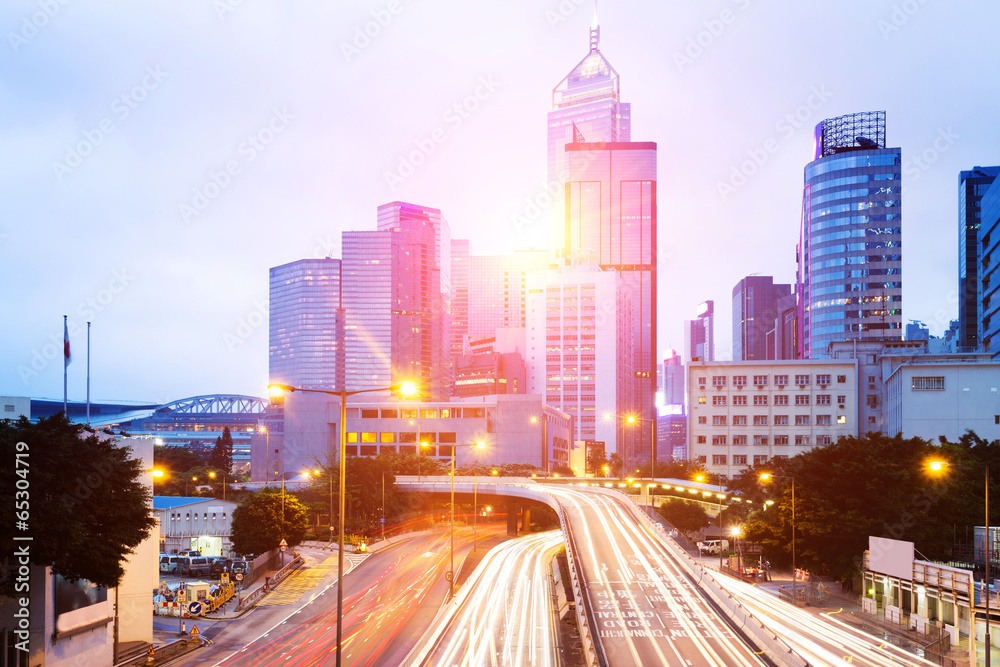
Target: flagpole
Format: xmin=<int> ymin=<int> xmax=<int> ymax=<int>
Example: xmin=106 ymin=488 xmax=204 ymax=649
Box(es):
xmin=63 ymin=315 xmax=69 ymax=416
xmin=86 ymin=321 xmax=91 ymax=425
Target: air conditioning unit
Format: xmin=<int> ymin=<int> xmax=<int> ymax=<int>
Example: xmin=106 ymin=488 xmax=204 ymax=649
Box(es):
xmin=820 ymin=384 xmax=828 ymax=389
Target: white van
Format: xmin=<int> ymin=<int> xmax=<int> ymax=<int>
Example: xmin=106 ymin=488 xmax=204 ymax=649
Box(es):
xmin=697 ymin=539 xmax=729 ymax=556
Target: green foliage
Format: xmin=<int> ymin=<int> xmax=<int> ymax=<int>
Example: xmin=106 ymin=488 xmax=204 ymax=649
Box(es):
xmin=0 ymin=414 xmax=156 ymax=594
xmin=587 ymin=447 xmax=609 ymax=476
xmin=745 ymin=431 xmax=992 ymax=578
xmin=608 ymin=452 xmax=623 ymax=477
xmin=209 ymin=426 xmax=234 ymax=473
xmin=154 ymin=443 xmax=207 ymax=475
xmin=230 ymin=489 xmax=307 ymax=556
xmin=657 ymin=497 xmax=711 ymax=540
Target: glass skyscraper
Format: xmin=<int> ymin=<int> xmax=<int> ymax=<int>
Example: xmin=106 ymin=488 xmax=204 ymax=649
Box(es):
xmin=797 ymin=111 xmax=902 ymax=359
xmin=979 ymin=178 xmax=1000 ymax=357
xmin=958 ymin=166 xmax=1000 ymax=352
xmin=732 ymin=276 xmax=792 ymax=361
xmin=268 ymin=258 xmax=344 ymax=390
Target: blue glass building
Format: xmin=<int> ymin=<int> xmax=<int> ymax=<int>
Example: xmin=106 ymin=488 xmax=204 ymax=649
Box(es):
xmin=797 ymin=111 xmax=902 ymax=358
xmin=958 ymin=167 xmax=1000 ymax=352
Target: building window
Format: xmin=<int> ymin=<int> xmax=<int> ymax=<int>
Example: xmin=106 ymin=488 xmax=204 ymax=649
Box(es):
xmin=733 ymin=435 xmax=747 ymax=445
xmin=837 ymin=415 xmax=847 ymax=424
xmin=774 ymin=395 xmax=789 ymax=406
xmin=816 ymin=435 xmax=832 ymax=445
xmin=816 ymin=374 xmax=831 ymax=385
xmin=698 ymin=456 xmax=707 ymax=464
xmin=713 ymin=416 xmax=727 ymax=426
xmin=698 ymin=396 xmax=707 ymax=404
xmin=733 ymin=375 xmax=747 ymax=387
xmin=401 ymin=408 xmax=418 ymax=419
xmin=753 ymin=415 xmax=768 ymax=426
xmin=837 ymin=375 xmax=847 ymax=383
xmin=753 ymin=375 xmax=768 ymax=386
xmin=753 ymin=435 xmax=769 ymax=446
xmin=712 ymin=435 xmax=727 ymax=446
xmin=774 ymin=455 xmax=789 ymax=461
xmin=361 ymin=432 xmax=377 ymax=443
xmin=713 ymin=455 xmax=727 ymax=465
xmin=698 ymin=416 xmax=707 ymax=424
xmin=733 ymin=395 xmax=747 ymax=406
xmin=837 ymin=395 xmax=846 ymax=404
xmin=912 ymin=376 xmax=945 ymax=391
xmin=732 ymin=415 xmax=747 ymax=426
xmin=795 ymin=374 xmax=810 ymax=386
xmin=754 ymin=455 xmax=768 ymax=465
xmin=380 ymin=432 xmax=396 ymax=443
xmin=816 ymin=415 xmax=832 ymax=426
xmin=753 ymin=395 xmax=768 ymax=406
xmin=868 ymin=416 xmax=877 ymax=424
xmin=774 ymin=415 xmax=789 ymax=426
xmin=697 ymin=376 xmax=707 ymax=385
xmin=816 ymin=395 xmax=831 ymax=405
xmin=712 ymin=376 xmax=727 ymax=387
xmin=795 ymin=415 xmax=810 ymax=426
xmin=794 ymin=395 xmax=810 ymax=406
xmin=361 ymin=409 xmax=379 ymax=419
xmin=867 ymin=395 xmax=879 ymax=408
xmin=774 ymin=435 xmax=789 ymax=445
xmin=795 ymin=435 xmax=810 ymax=446
xmin=712 ymin=396 xmax=727 ymax=406
xmin=696 ymin=436 xmax=707 ymax=444
xmin=733 ymin=455 xmax=748 ymax=465
xmin=439 ymin=432 xmax=457 ymax=443
xmin=775 ymin=374 xmax=789 ymax=386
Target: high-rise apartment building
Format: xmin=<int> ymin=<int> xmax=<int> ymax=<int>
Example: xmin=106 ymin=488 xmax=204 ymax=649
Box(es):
xmin=465 ymin=251 xmax=552 ymax=342
xmin=797 ymin=111 xmax=902 ymax=358
xmin=525 ymin=264 xmax=631 ymax=453
xmin=450 ymin=239 xmax=470 ymax=360
xmin=979 ymin=177 xmax=1000 ymax=357
xmin=342 ymin=201 xmax=452 ymax=400
xmin=958 ymin=167 xmax=1000 ymax=352
xmin=732 ymin=276 xmax=792 ymax=361
xmin=685 ymin=301 xmax=715 ymax=362
xmin=547 ymin=20 xmax=631 ymax=249
xmin=268 ymin=258 xmax=344 ymax=390
xmin=563 ymin=140 xmax=657 ymax=465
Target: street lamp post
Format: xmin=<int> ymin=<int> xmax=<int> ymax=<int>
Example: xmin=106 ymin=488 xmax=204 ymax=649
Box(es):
xmin=930 ymin=460 xmax=990 ymax=666
xmin=696 ymin=473 xmax=726 ymax=572
xmin=760 ymin=473 xmax=796 ymax=606
xmin=268 ymin=381 xmax=416 ymax=667
xmin=381 ymin=470 xmax=397 ymax=544
xmin=208 ymin=471 xmax=227 ymax=501
xmin=607 ymin=413 xmax=656 ymax=506
xmin=447 ymin=441 xmax=486 ymax=599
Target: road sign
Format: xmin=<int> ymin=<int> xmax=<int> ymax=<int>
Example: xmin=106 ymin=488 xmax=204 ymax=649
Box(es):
xmin=221 ymin=572 xmax=229 ymax=584
xmin=178 ymin=588 xmax=187 ymax=603
xmin=444 ymin=571 xmax=453 ymax=582
xmin=380 ymin=517 xmax=385 ymax=523
xmin=234 ymin=572 xmax=244 ymax=582
xmin=280 ymin=545 xmax=287 ymax=552
xmin=188 ymin=601 xmax=202 ymax=615
xmin=190 ymin=624 xmax=200 ymax=636
xmin=279 ymin=538 xmax=288 ymax=547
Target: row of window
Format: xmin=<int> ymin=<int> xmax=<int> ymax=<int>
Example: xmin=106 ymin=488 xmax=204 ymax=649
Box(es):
xmin=712 ymin=454 xmax=790 ymax=466
xmin=346 ymin=444 xmax=459 ymax=457
xmin=700 ymin=414 xmax=846 ymax=426
xmin=701 ymin=374 xmax=845 ymax=387
xmin=699 ymin=394 xmax=846 ymax=406
xmin=168 ymin=512 xmax=227 ymax=521
xmin=345 ymin=431 xmax=460 ymax=443
xmin=698 ymin=434 xmax=833 ymax=446
xmin=355 ymin=407 xmax=487 ymax=419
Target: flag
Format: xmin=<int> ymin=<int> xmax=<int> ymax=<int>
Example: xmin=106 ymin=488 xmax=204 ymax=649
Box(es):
xmin=64 ymin=317 xmax=71 ymax=367
xmin=572 ymin=122 xmax=586 ymax=143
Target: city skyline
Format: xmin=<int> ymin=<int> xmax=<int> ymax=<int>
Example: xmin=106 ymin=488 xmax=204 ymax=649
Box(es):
xmin=3 ymin=1 xmax=999 ymax=403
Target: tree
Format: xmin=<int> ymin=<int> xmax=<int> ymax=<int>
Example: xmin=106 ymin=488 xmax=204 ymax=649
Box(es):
xmin=209 ymin=426 xmax=234 ymax=473
xmin=608 ymin=452 xmax=623 ymax=477
xmin=0 ymin=414 xmax=156 ymax=595
xmin=230 ymin=489 xmax=307 ymax=556
xmin=657 ymin=498 xmax=710 ymax=541
xmin=154 ymin=443 xmax=207 ymax=475
xmin=587 ymin=447 xmax=608 ymax=476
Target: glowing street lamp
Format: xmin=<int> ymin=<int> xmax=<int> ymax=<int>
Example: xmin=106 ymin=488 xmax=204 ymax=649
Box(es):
xmin=268 ymin=380 xmax=417 ymax=667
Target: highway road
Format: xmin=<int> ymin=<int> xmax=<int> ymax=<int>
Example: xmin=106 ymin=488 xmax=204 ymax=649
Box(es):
xmin=418 ymin=530 xmax=564 ymax=667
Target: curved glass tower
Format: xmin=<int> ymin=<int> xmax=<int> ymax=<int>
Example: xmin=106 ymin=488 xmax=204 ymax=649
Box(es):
xmin=797 ymin=111 xmax=902 ymax=358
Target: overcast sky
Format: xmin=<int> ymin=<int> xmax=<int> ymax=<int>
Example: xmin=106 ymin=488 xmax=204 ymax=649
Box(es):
xmin=3 ymin=0 xmax=997 ymax=405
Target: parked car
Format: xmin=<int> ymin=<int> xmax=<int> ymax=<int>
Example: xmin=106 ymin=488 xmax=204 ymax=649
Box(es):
xmin=178 ymin=556 xmax=211 ymax=577
xmin=209 ymin=558 xmax=233 ymax=579
xmin=697 ymin=539 xmax=729 ymax=556
xmin=177 ymin=549 xmax=202 ymax=557
xmin=230 ymin=560 xmax=250 ymax=575
xmin=159 ymin=555 xmax=183 ymax=574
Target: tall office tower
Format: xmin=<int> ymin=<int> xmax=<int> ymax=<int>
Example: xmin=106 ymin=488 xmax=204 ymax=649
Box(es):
xmin=451 ymin=239 xmax=470 ymax=359
xmin=269 ymin=258 xmax=344 ymax=390
xmin=563 ymin=140 xmax=656 ymax=465
xmin=959 ymin=167 xmax=1000 ymax=352
xmin=661 ymin=349 xmax=685 ymax=406
xmin=342 ymin=201 xmax=452 ymax=400
xmin=547 ymin=19 xmax=631 ymax=249
xmin=685 ymin=301 xmax=715 ymax=362
xmin=980 ymin=178 xmax=1000 ymax=357
xmin=797 ymin=111 xmax=902 ymax=359
xmin=466 ymin=251 xmax=552 ymax=341
xmin=525 ymin=265 xmax=632 ymax=457
xmin=771 ymin=293 xmax=799 ymax=360
xmin=732 ymin=276 xmax=792 ymax=361
xmin=658 ymin=349 xmax=686 ymax=463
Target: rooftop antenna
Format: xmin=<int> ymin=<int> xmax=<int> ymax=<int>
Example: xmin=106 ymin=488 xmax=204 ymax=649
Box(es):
xmin=590 ymin=1 xmax=600 ymax=51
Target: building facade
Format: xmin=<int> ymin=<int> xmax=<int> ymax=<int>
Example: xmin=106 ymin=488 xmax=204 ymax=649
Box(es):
xmin=732 ymin=276 xmax=792 ymax=361
xmin=686 ymin=301 xmax=715 ymax=362
xmin=153 ymin=497 xmax=238 ymax=558
xmin=465 ymin=251 xmax=552 ymax=342
xmin=797 ymin=111 xmax=903 ymax=359
xmin=687 ymin=360 xmax=859 ymax=478
xmin=979 ymin=177 xmax=1000 ymax=358
xmin=958 ymin=167 xmax=1000 ymax=352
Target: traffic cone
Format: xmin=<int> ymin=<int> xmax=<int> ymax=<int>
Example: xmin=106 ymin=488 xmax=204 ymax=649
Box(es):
xmin=181 ymin=620 xmax=186 ymax=634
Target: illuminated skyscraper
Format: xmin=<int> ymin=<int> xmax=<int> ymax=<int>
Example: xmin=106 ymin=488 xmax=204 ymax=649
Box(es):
xmin=547 ymin=19 xmax=631 ymax=249
xmin=466 ymin=251 xmax=552 ymax=341
xmin=268 ymin=258 xmax=344 ymax=390
xmin=797 ymin=111 xmax=902 ymax=358
xmin=958 ymin=166 xmax=1000 ymax=352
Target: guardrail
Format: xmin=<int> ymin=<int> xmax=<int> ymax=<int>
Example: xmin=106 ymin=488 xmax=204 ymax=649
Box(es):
xmin=233 ymin=555 xmax=302 ymax=614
